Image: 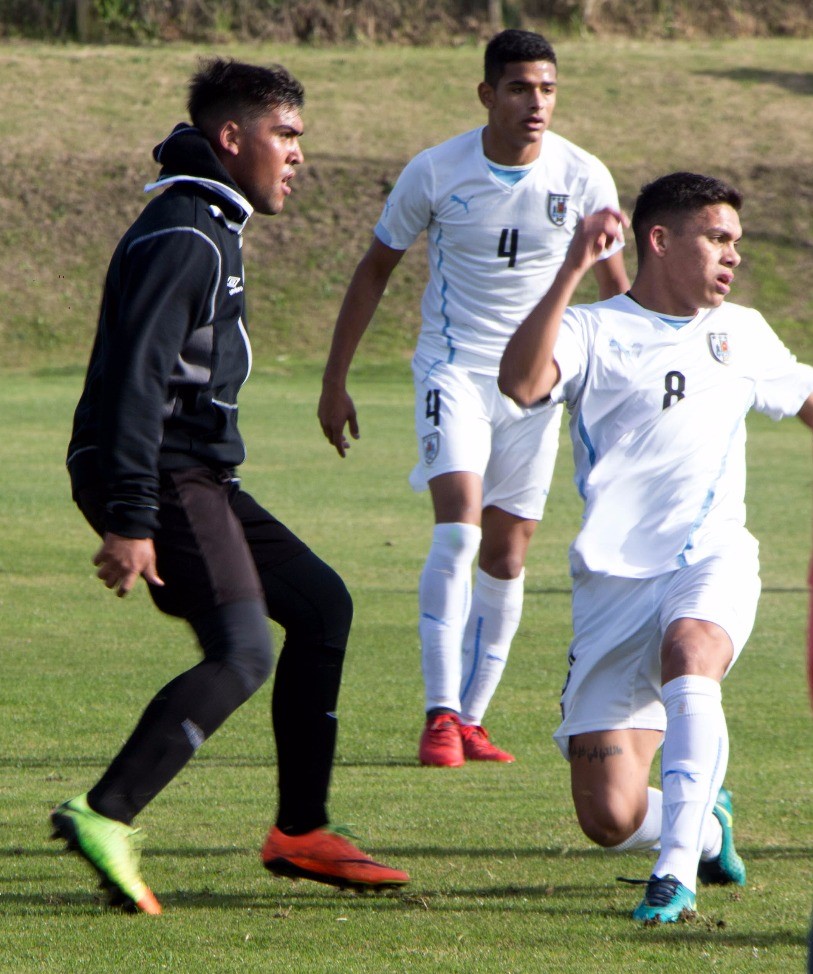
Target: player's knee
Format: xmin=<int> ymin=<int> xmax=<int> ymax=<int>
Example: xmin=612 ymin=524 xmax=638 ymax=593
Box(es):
xmin=280 ymin=553 xmax=353 ymax=653
xmin=661 ymin=620 xmax=732 ymax=682
xmin=312 ymin=564 xmax=353 ymax=653
xmin=191 ymin=599 xmax=273 ymax=697
xmin=478 ymin=550 xmax=525 ymax=579
xmin=430 ymin=521 xmax=482 ymax=560
xmin=575 ymin=801 xmax=642 ymax=848
xmin=231 ymin=629 xmax=273 ymax=696
xmin=582 ymin=821 xmax=635 ymax=849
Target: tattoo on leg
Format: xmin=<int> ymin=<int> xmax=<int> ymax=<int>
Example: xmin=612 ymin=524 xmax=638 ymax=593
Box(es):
xmin=568 ymin=742 xmax=623 ymax=763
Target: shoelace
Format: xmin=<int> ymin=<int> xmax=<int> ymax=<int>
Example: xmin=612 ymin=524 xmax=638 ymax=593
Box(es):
xmin=618 ymin=874 xmax=680 ymax=906
xmin=432 ymin=717 xmax=460 ymax=737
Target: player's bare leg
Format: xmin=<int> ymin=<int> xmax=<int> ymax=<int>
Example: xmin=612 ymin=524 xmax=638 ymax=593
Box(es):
xmin=479 ymin=506 xmax=537 ymax=581
xmin=568 ymin=621 xmax=744 ymax=922
xmin=569 ymin=728 xmax=662 ymax=848
xmin=568 ymin=728 xmax=697 ymax=921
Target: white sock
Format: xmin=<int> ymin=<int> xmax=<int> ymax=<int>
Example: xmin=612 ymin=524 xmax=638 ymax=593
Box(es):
xmin=606 ymin=786 xmax=721 ymax=859
xmin=459 ymin=568 xmax=524 ymax=725
xmin=419 ymin=522 xmax=481 ymax=713
xmin=610 ymin=787 xmax=663 ymax=852
xmin=653 ymin=675 xmax=728 ymax=893
xmin=701 ymin=815 xmax=723 ymax=861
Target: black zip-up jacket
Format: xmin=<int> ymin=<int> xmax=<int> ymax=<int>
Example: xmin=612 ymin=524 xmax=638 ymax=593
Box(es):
xmin=67 ymin=124 xmax=255 ymax=538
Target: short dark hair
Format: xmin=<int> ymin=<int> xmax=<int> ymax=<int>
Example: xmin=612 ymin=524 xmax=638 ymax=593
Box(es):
xmin=188 ymin=57 xmax=304 ymax=133
xmin=484 ymin=29 xmax=557 ymax=86
xmin=632 ymin=171 xmax=743 ymax=254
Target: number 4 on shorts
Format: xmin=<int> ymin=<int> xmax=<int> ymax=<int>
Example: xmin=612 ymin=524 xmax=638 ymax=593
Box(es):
xmin=425 ymin=389 xmax=441 ymax=425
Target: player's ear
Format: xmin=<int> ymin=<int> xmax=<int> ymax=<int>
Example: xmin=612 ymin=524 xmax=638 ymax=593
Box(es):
xmin=478 ymin=81 xmax=495 ymax=110
xmin=650 ymin=225 xmax=669 ymax=258
xmin=218 ymin=119 xmax=242 ymax=157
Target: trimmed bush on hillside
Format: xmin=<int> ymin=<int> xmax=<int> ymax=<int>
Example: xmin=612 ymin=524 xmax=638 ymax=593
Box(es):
xmin=1 ymin=0 xmax=811 ymax=42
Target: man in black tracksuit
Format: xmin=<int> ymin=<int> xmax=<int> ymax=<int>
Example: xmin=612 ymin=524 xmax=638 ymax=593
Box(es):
xmin=51 ymin=58 xmax=409 ymax=914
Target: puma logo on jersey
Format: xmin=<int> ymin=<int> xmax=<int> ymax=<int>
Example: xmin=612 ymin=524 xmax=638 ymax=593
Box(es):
xmin=609 ymin=338 xmax=642 ymax=359
xmin=450 ymin=194 xmax=474 ymax=212
xmin=227 ymin=275 xmax=244 ymax=295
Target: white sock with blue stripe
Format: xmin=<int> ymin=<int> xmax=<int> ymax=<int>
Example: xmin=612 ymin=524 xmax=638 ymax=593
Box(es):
xmin=459 ymin=568 xmax=524 ymax=726
xmin=419 ymin=522 xmax=481 ymax=713
xmin=608 ymin=785 xmax=723 ymax=860
xmin=653 ymin=675 xmax=728 ymax=893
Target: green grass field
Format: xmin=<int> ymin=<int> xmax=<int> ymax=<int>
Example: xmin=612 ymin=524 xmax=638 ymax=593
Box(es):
xmin=2 ymin=365 xmax=812 ymax=973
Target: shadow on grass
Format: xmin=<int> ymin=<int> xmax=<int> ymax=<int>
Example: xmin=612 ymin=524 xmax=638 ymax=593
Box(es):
xmin=7 ymin=842 xmax=812 ymax=861
xmin=698 ymin=67 xmax=813 ymax=95
xmin=2 ymin=754 xmax=431 ymax=769
xmin=6 ymin=840 xmax=812 ymax=946
xmin=3 ymin=881 xmax=810 ymax=953
xmin=626 ymin=926 xmax=806 ymax=949
xmin=0 ymin=844 xmax=618 ymax=861
xmin=744 ymin=228 xmax=813 ymax=252
xmin=3 ymin=754 xmax=283 ymax=769
xmin=10 ymin=753 xmax=571 ymax=769
xmin=32 ymin=364 xmax=87 ymax=379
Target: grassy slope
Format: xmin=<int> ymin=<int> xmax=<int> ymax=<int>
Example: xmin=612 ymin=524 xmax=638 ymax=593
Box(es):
xmin=1 ymin=38 xmax=812 ymax=369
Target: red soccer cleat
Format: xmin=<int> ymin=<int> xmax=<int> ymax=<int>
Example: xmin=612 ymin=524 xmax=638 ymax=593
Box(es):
xmin=418 ymin=712 xmax=465 ymax=767
xmin=261 ymin=826 xmax=409 ymax=890
xmin=460 ymin=724 xmax=515 ymax=763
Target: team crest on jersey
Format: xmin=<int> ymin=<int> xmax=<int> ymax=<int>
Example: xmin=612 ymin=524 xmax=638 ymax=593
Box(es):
xmin=547 ymin=193 xmax=569 ymax=227
xmin=422 ymin=432 xmax=440 ymax=465
xmin=708 ymin=332 xmax=731 ymax=364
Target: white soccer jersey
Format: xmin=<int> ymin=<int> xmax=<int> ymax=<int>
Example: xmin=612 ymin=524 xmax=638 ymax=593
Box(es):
xmin=375 ymin=127 xmax=623 ymax=374
xmin=549 ymin=294 xmax=813 ymax=578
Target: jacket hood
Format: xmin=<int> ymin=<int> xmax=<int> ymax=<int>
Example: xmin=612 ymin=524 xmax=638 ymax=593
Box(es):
xmin=149 ymin=123 xmax=251 ymax=221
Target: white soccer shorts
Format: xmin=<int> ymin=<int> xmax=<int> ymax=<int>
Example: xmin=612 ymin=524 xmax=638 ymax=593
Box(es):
xmin=409 ymin=351 xmax=562 ymax=521
xmin=553 ymin=540 xmax=761 ymax=757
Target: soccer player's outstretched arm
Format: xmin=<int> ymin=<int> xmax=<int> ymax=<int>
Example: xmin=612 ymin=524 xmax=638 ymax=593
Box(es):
xmin=318 ymin=238 xmax=404 ymax=457
xmin=499 ymin=208 xmax=627 ymax=407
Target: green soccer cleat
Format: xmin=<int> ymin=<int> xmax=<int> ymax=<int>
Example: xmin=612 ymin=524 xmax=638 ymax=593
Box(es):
xmin=50 ymin=793 xmax=161 ymax=914
xmin=632 ymin=874 xmax=697 ymax=923
xmin=697 ymin=786 xmax=747 ymax=887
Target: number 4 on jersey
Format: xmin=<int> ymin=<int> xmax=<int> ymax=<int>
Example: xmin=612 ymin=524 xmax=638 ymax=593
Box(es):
xmin=498 ymin=228 xmax=519 ymax=268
